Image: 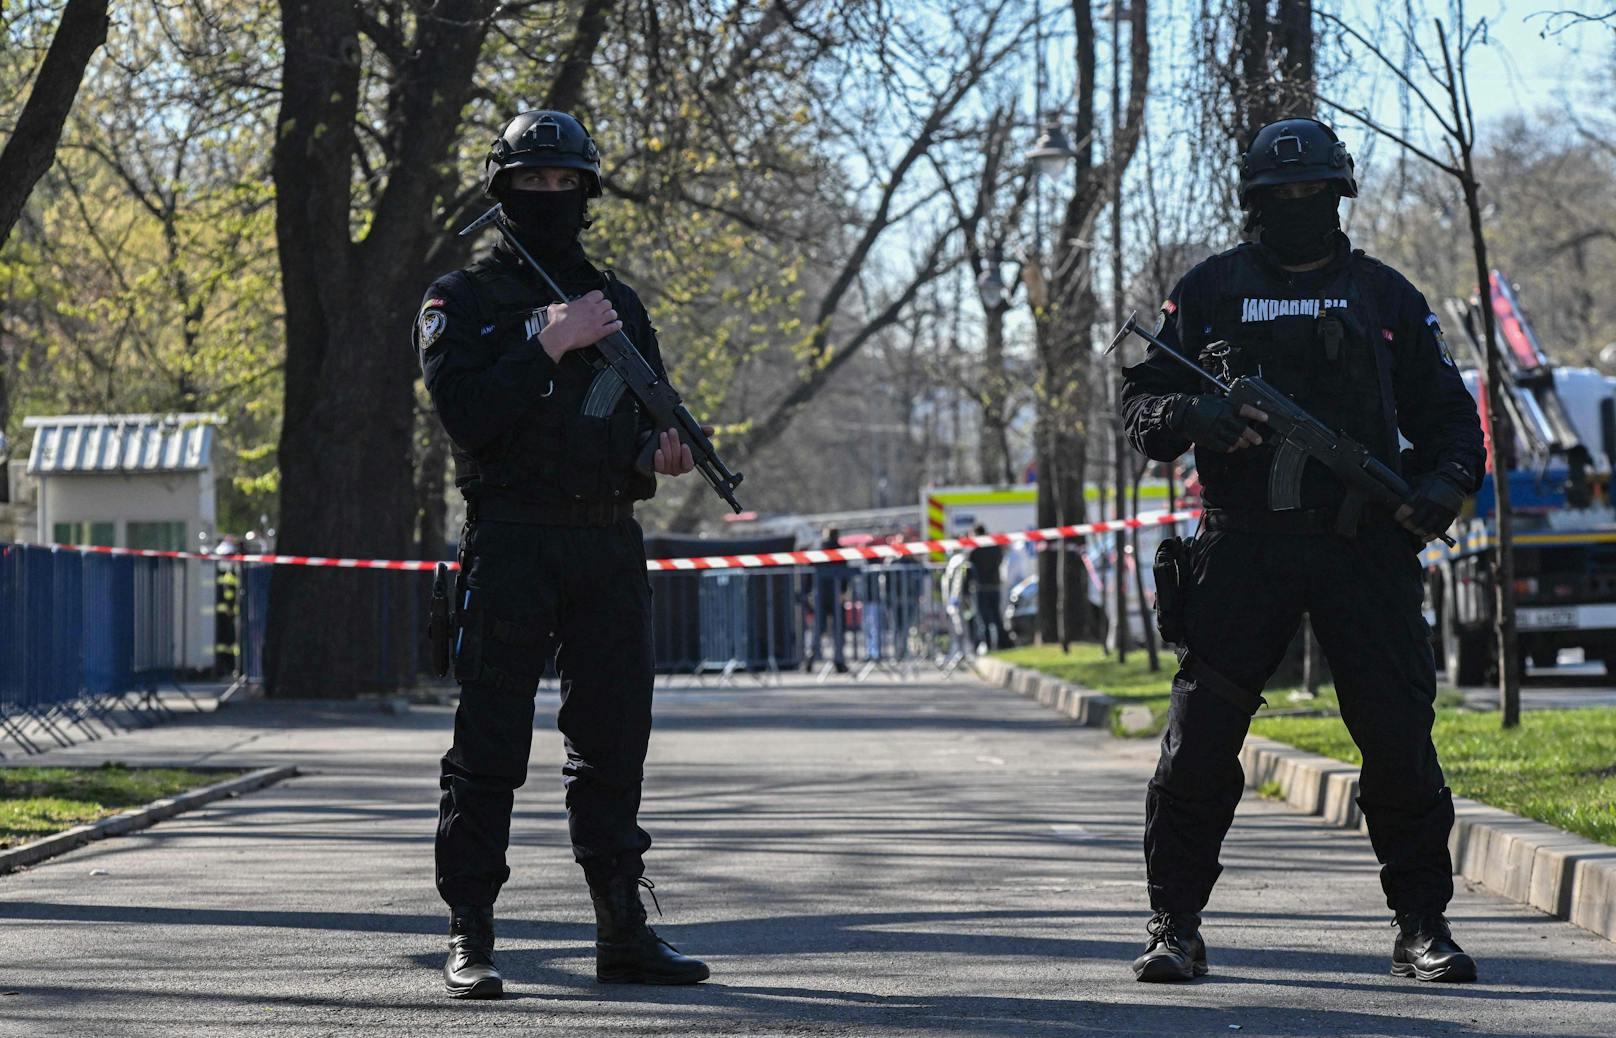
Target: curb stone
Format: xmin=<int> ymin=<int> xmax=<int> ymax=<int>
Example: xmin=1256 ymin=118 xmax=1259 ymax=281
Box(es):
xmin=971 ymin=656 xmax=1118 ymax=728
xmin=1239 ymin=737 xmax=1616 ymax=942
xmin=979 ymin=657 xmax=1616 ymax=942
xmin=0 ymin=765 xmax=298 ymax=874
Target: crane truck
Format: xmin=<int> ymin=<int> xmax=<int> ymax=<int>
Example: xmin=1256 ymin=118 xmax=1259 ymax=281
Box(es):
xmin=1424 ymin=271 xmax=1616 ymax=684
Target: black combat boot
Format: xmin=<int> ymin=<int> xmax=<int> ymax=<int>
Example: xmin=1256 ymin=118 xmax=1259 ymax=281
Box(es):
xmin=443 ymin=905 xmax=503 ymax=999
xmin=1131 ymin=911 xmax=1208 ymax=982
xmin=1391 ymin=912 xmax=1477 ymax=983
xmin=589 ymin=875 xmax=710 ymax=985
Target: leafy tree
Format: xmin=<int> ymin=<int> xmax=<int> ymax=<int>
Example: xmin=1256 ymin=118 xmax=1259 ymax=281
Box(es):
xmin=0 ymin=0 xmax=108 ymax=250
xmin=0 ymin=2 xmax=284 ymax=533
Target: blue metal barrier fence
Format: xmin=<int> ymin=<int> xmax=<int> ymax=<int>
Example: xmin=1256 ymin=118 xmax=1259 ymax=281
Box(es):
xmin=3 ymin=547 xmax=973 ymax=753
xmin=1 ymin=544 xmax=184 ymax=754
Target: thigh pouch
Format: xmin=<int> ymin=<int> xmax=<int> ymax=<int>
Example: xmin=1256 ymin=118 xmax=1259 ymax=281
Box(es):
xmin=452 ymin=579 xmax=547 ymax=695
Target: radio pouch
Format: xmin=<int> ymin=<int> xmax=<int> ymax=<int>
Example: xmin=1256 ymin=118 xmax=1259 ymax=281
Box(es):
xmin=1153 ymin=536 xmax=1194 ymax=646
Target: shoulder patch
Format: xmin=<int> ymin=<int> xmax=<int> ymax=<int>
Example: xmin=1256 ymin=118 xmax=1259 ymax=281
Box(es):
xmin=418 ymin=308 xmax=446 ymax=350
xmin=1426 ymin=313 xmax=1456 ymax=367
xmin=421 ymin=296 xmax=447 ymax=313
xmin=1153 ymin=298 xmax=1177 ymax=335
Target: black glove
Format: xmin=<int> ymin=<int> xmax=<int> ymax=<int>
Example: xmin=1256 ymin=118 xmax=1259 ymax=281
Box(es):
xmin=1399 ymin=469 xmax=1467 ymax=541
xmin=1172 ymin=394 xmax=1253 ymax=453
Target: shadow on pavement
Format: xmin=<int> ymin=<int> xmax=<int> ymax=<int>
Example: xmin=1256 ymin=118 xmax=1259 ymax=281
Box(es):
xmin=6 ymin=899 xmax=1614 ymax=1007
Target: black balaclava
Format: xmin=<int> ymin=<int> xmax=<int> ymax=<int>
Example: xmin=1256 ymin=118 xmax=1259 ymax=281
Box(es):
xmin=1257 ymin=186 xmax=1341 ymax=265
xmin=499 ymin=185 xmax=587 ymax=264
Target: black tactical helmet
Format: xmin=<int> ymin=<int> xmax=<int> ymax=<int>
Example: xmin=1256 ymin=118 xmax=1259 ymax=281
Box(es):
xmin=1237 ymin=117 xmax=1357 ymax=209
xmin=482 ymin=110 xmax=602 ymax=199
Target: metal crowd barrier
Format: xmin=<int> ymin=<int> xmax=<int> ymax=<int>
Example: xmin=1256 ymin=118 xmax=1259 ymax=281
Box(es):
xmin=694 ymin=568 xmax=802 ymax=679
xmin=230 ymin=560 xmax=968 ymax=687
xmin=235 ymin=562 xmax=272 ymax=687
xmin=686 ymin=560 xmax=964 ymax=684
xmin=3 ymin=546 xmax=986 ymax=747
xmin=0 ymin=544 xmax=185 ymax=755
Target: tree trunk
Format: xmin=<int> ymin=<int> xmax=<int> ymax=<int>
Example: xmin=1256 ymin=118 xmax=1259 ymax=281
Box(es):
xmin=265 ymin=0 xmax=495 ymax=698
xmin=417 ymin=408 xmax=450 ymax=561
xmin=1300 ymin=614 xmax=1321 ymax=696
xmin=1109 ymin=0 xmax=1128 ymax=662
xmin=1232 ymin=0 xmax=1314 ymax=141
xmin=1035 ymin=315 xmax=1060 ymax=645
xmin=0 ymin=0 xmax=110 ymax=250
xmin=1279 ymin=0 xmax=1314 ymax=93
xmin=1464 ymin=185 xmax=1520 ymax=725
xmin=1130 ymin=457 xmax=1160 ymax=671
xmin=1053 ymin=421 xmax=1089 ymax=649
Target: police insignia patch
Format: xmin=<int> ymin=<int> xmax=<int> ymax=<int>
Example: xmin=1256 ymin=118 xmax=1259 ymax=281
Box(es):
xmin=419 ymin=309 xmax=446 ymax=349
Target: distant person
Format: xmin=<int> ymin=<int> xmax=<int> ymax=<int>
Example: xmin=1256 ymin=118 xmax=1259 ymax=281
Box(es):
xmin=418 ymin=110 xmax=710 ymax=999
xmin=805 ymin=525 xmax=849 ymax=673
xmin=967 ymin=524 xmax=1005 ymax=651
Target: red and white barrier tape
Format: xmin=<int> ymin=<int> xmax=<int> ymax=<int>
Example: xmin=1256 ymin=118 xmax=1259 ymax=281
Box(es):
xmin=643 ymin=508 xmax=1201 ymax=571
xmin=5 ymin=508 xmax=1202 ymax=574
xmin=0 ymin=542 xmax=445 ymax=571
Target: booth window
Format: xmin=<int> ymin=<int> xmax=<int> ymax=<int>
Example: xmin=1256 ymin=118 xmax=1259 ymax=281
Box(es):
xmin=53 ymin=521 xmax=116 ymax=547
xmin=127 ymin=521 xmax=186 ymax=552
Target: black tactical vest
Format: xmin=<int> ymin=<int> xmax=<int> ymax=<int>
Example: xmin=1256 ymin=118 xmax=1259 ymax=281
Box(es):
xmin=452 ymin=257 xmax=656 ymax=507
xmin=1192 ymin=247 xmax=1400 ymax=510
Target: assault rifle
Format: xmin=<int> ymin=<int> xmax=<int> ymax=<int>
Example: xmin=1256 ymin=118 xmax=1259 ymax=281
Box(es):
xmin=1109 ymin=310 xmax=1455 ymax=547
xmin=459 ymin=204 xmax=745 ymax=513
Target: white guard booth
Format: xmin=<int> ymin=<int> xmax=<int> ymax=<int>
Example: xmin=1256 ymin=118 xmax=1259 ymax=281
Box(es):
xmin=24 ymin=413 xmax=222 ymax=673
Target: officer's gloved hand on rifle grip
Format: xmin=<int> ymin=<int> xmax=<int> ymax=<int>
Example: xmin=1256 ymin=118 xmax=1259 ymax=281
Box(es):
xmin=1171 ymin=394 xmax=1266 ymax=454
xmin=1396 ymin=467 xmax=1468 ymax=543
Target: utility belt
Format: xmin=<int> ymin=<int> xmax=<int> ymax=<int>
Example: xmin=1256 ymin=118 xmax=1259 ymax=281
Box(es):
xmin=1151 ymin=501 xmax=1408 ymax=717
xmin=1202 ymin=502 xmax=1398 ymax=536
xmin=1155 ymin=506 xmax=1390 ymax=644
xmin=1202 ymin=506 xmax=1338 ymax=535
xmin=467 ymin=496 xmax=635 ymax=527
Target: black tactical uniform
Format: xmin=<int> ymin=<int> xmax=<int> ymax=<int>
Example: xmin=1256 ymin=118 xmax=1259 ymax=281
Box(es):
xmin=420 ymin=110 xmax=707 ymax=998
xmin=1121 ymin=118 xmax=1484 ymax=983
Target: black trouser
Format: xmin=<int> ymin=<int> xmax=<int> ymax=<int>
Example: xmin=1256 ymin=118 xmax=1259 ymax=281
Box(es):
xmin=1144 ymin=517 xmax=1455 ymax=917
xmin=808 ymin=574 xmax=846 ymax=665
xmin=975 ymin=586 xmax=1004 ymax=649
xmin=435 ymin=517 xmax=654 ymax=908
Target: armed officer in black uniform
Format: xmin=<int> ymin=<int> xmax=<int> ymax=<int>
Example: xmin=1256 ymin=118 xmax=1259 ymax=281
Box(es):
xmin=1120 ymin=118 xmax=1485 ymax=984
xmin=418 ymin=110 xmax=710 ymax=998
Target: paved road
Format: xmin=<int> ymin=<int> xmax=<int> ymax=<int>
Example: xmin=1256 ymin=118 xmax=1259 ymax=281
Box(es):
xmin=1461 ymin=660 xmax=1616 ymax=710
xmin=2 ymin=676 xmax=1614 ymax=1038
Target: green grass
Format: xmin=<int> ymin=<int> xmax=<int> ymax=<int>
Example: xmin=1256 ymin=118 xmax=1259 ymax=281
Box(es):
xmin=994 ymin=643 xmax=1341 ymax=735
xmin=0 ymin=763 xmax=239 ymax=849
xmin=998 ymin=643 xmax=1616 ymax=847
xmin=1253 ymin=708 xmax=1616 ymax=846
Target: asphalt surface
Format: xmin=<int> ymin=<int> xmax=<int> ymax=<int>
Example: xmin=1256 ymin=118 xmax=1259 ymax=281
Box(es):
xmin=2 ymin=675 xmax=1614 ymax=1038
xmin=1460 ymin=659 xmax=1616 ymax=710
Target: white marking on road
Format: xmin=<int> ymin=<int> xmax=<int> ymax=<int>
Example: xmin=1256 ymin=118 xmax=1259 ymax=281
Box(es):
xmin=975 ymin=755 xmax=1006 ymax=765
xmin=1050 ymin=824 xmax=1093 ymax=841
